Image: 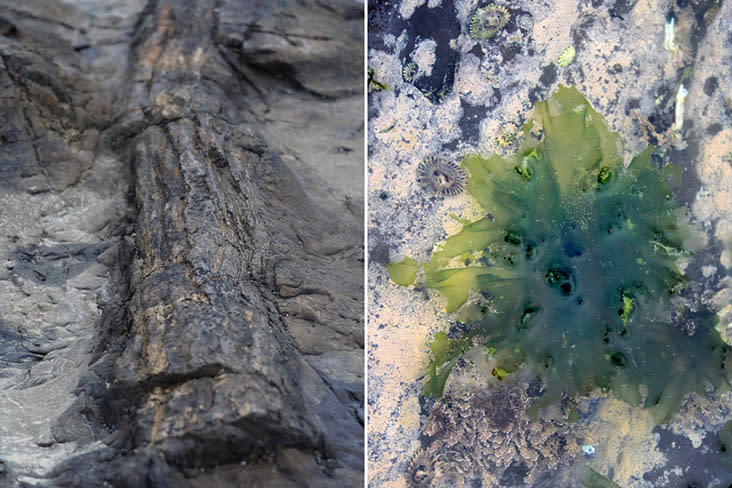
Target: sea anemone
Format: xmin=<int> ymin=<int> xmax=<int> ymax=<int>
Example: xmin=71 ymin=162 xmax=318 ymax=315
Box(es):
xmin=389 ymin=86 xmax=732 ymax=423
xmin=405 ymin=449 xmax=437 ymax=487
xmin=416 ymin=156 xmax=467 ymax=197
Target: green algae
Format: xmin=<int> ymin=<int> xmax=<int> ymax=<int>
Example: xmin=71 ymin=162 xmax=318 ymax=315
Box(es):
xmin=581 ymin=466 xmax=623 ymax=488
xmin=385 ymin=257 xmax=420 ymax=287
xmin=368 ymin=67 xmax=389 ymax=92
xmin=389 ymin=86 xmax=732 ymax=423
xmin=718 ymin=419 xmax=732 ymax=468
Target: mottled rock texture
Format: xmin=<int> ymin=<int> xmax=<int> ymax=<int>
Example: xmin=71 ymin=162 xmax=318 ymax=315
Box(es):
xmin=368 ymin=0 xmax=732 ymax=487
xmin=0 ymin=0 xmax=363 ymax=486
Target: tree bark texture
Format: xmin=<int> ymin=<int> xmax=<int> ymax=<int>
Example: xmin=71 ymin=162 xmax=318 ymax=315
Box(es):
xmin=0 ymin=0 xmax=363 ymax=486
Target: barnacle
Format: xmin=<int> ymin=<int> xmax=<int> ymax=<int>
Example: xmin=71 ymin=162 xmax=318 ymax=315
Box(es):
xmin=403 ymin=62 xmax=418 ymax=83
xmin=405 ymin=447 xmax=466 ymax=488
xmin=389 ymin=86 xmax=732 ymax=423
xmin=558 ymin=45 xmax=576 ymax=67
xmin=416 ymin=156 xmax=467 ymax=197
xmin=469 ymin=4 xmax=510 ymax=40
xmin=405 ymin=449 xmax=437 ymax=488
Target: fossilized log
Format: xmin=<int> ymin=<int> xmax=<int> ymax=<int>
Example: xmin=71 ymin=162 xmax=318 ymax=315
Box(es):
xmin=0 ymin=0 xmax=362 ymax=486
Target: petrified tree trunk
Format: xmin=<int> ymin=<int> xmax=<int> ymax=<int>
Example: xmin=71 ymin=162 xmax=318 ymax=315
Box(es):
xmin=0 ymin=0 xmax=363 ymax=486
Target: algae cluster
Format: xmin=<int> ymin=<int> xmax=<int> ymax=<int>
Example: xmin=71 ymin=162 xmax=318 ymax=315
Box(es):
xmin=388 ymin=86 xmax=731 ymax=423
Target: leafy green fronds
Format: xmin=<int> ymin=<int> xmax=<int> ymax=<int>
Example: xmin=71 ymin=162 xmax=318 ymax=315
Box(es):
xmin=386 ymin=257 xmax=419 ymax=286
xmin=423 ymin=332 xmax=473 ymax=397
xmin=388 ymin=86 xmax=730 ymax=422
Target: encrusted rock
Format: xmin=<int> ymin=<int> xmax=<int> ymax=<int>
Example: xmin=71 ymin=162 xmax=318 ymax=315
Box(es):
xmin=414 ymin=382 xmax=581 ymax=486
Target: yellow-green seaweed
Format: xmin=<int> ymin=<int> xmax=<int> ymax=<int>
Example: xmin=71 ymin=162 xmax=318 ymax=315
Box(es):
xmin=386 ymin=257 xmax=420 ymax=287
xmin=388 ymin=86 xmax=732 ymax=423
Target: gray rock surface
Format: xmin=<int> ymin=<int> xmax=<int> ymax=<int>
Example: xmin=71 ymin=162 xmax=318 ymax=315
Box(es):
xmin=0 ymin=0 xmax=363 ymax=486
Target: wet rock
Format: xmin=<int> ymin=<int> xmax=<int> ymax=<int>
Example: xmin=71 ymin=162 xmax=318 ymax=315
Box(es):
xmin=0 ymin=0 xmax=363 ymax=486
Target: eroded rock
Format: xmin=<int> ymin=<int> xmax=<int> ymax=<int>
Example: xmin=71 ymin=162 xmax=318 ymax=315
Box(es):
xmin=0 ymin=0 xmax=363 ymax=486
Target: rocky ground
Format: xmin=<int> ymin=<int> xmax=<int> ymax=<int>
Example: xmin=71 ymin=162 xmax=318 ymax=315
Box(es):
xmin=0 ymin=0 xmax=363 ymax=486
xmin=368 ymin=0 xmax=732 ymax=487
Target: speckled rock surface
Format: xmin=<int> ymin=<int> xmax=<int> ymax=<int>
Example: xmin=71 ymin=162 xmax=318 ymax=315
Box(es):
xmin=368 ymin=0 xmax=732 ymax=487
xmin=0 ymin=0 xmax=363 ymax=486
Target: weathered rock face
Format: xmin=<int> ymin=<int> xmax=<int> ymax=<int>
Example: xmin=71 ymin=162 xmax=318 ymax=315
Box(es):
xmin=0 ymin=0 xmax=363 ymax=486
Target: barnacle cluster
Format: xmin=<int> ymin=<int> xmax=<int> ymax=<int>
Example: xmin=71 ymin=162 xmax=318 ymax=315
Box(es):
xmin=416 ymin=156 xmax=467 ymax=197
xmin=406 ymin=382 xmax=580 ymax=487
xmin=469 ymin=4 xmax=510 ymax=40
xmin=389 ymin=86 xmax=732 ymax=423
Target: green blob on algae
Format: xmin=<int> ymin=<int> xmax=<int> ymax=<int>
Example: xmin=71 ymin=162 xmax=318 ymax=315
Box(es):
xmin=388 ymin=86 xmax=732 ymax=423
